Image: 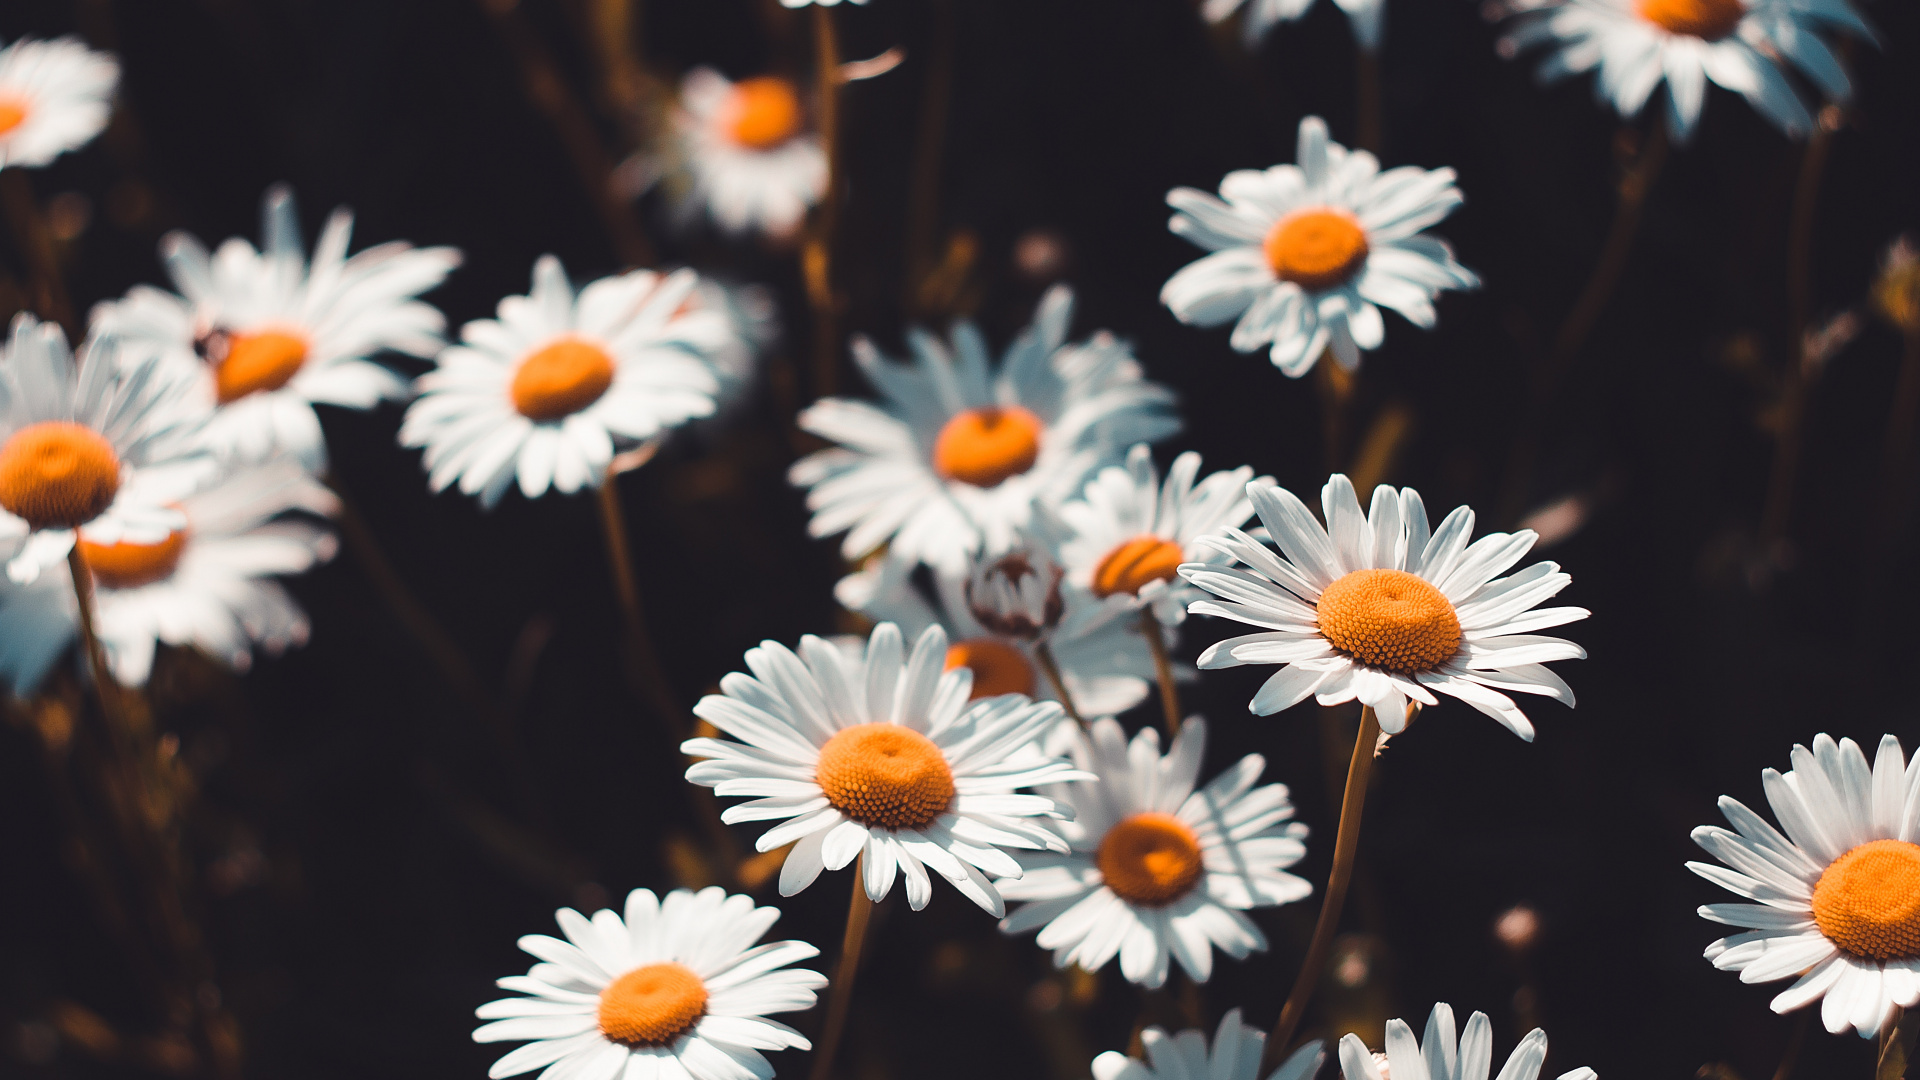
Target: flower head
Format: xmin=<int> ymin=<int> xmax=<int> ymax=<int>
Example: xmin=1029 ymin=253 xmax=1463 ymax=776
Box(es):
xmin=1093 ymin=1011 xmax=1323 ymax=1080
xmin=966 ymin=543 xmax=1065 ymax=642
xmin=668 ymin=68 xmax=827 ymax=237
xmin=1336 ymin=1002 xmax=1596 ymax=1080
xmin=1201 ymin=0 xmax=1386 ymax=50
xmin=0 ymin=36 xmax=117 ymax=169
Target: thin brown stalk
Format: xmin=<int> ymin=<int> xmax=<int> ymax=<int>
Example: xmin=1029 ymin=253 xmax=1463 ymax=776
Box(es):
xmin=806 ymin=4 xmax=844 ymax=398
xmin=1032 ymin=640 xmax=1086 ymax=729
xmin=904 ymin=0 xmax=956 ymax=317
xmin=588 ymin=0 xmax=648 ymax=117
xmin=596 ymin=451 xmax=687 ymax=742
xmin=1354 ymin=49 xmax=1382 ymax=155
xmin=808 ymin=858 xmax=875 ymax=1080
xmin=0 ymin=169 xmax=75 ymax=335
xmin=1139 ymin=609 xmax=1182 ymax=737
xmin=1770 ymin=1008 xmax=1811 ymax=1080
xmin=1878 ymin=1006 xmax=1918 ymax=1080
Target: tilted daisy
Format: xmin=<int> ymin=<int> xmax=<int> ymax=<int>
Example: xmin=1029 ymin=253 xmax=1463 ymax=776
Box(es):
xmin=1336 ymin=1002 xmax=1596 ymax=1080
xmin=1092 ymin=1010 xmax=1324 ymax=1080
xmin=474 ymin=886 xmax=825 ymax=1080
xmin=92 ymin=185 xmax=459 ymax=469
xmin=670 ymin=68 xmax=827 ymax=238
xmin=683 ymin=622 xmax=1088 ymax=916
xmin=0 ymin=37 xmax=117 ymax=170
xmin=1690 ymin=733 xmax=1920 ymax=1038
xmin=400 ymin=257 xmax=727 ymax=507
xmin=792 ymin=286 xmax=1179 ymax=575
xmin=1000 ymin=718 xmax=1310 ymax=988
xmin=1161 ymin=116 xmax=1478 ymax=377
xmin=1180 ymin=474 xmax=1587 ymax=740
xmin=1201 ymin=0 xmax=1385 ymax=51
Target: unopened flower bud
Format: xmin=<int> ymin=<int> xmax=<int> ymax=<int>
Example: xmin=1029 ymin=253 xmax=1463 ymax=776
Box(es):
xmin=965 ymin=547 xmax=1063 ymax=641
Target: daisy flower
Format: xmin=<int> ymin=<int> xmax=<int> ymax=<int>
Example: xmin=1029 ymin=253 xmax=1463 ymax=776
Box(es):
xmin=1201 ymin=0 xmax=1385 ymax=51
xmin=1000 ymin=718 xmax=1310 ymax=988
xmin=792 ymin=286 xmax=1180 ymax=576
xmin=91 ymin=184 xmax=460 ymax=468
xmin=1336 ymin=1002 xmax=1596 ymax=1080
xmin=0 ymin=36 xmax=118 ymax=170
xmin=1179 ymin=474 xmax=1587 ymax=740
xmin=1161 ymin=116 xmax=1478 ymax=377
xmin=1092 ymin=1010 xmax=1324 ymax=1080
xmin=0 ymin=314 xmax=209 ymax=585
xmin=1690 ymin=733 xmax=1920 ymax=1038
xmin=682 ymin=622 xmax=1088 ymax=916
xmin=671 ymin=68 xmax=827 ymax=238
xmin=474 ymin=886 xmax=825 ymax=1080
xmin=400 ymin=257 xmax=728 ymax=507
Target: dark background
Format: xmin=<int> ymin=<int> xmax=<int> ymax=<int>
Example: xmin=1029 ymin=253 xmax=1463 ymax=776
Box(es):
xmin=2 ymin=0 xmax=1918 ymax=1077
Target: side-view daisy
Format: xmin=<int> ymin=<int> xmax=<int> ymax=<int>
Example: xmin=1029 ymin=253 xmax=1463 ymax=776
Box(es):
xmin=1162 ymin=116 xmax=1477 ymax=377
xmin=1180 ymin=474 xmax=1587 ymax=740
xmin=792 ymin=286 xmax=1179 ymax=575
xmin=0 ymin=36 xmax=118 ymax=169
xmin=1202 ymin=0 xmax=1385 ymax=51
xmin=670 ymin=67 xmax=827 ymax=238
xmin=999 ymin=718 xmax=1311 ymax=988
xmin=400 ymin=257 xmax=728 ymax=507
xmin=474 ymin=886 xmax=825 ymax=1080
xmin=1690 ymin=733 xmax=1920 ymax=1039
xmin=683 ymin=622 xmax=1088 ymax=915
xmin=1092 ymin=1010 xmax=1324 ymax=1080
xmin=1336 ymin=1002 xmax=1596 ymax=1080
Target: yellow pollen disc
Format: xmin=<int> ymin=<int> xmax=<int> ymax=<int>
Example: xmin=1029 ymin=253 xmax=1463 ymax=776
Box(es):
xmin=0 ymin=99 xmax=28 ymax=137
xmin=512 ymin=338 xmax=617 ymax=422
xmin=1097 ymin=812 xmax=1205 ymax=908
xmin=1811 ymin=839 xmax=1920 ymax=961
xmin=1092 ymin=535 xmax=1185 ymax=598
xmin=0 ymin=421 xmax=121 ymax=530
xmin=814 ymin=723 xmax=956 ymax=831
xmin=723 ymin=77 xmax=804 ymax=150
xmin=597 ymin=962 xmax=708 ymax=1047
xmin=932 ymin=406 xmax=1043 ymax=488
xmin=1263 ymin=208 xmax=1371 ymax=291
xmin=1315 ymin=568 xmax=1462 ymax=674
xmin=214 ymin=330 xmax=310 ymax=404
xmin=80 ymin=530 xmax=188 ymax=590
xmin=1637 ymin=0 xmax=1745 ymax=39
xmin=944 ymin=638 xmax=1036 ymax=700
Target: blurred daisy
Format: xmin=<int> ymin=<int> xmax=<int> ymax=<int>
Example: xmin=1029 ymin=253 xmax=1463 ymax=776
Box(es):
xmin=400 ymin=257 xmax=727 ymax=507
xmin=1691 ymin=733 xmax=1920 ymax=1039
xmin=474 ymin=886 xmax=825 ymax=1080
xmin=0 ymin=36 xmax=118 ymax=169
xmin=1000 ymin=718 xmax=1310 ymax=988
xmin=792 ymin=286 xmax=1179 ymax=575
xmin=1202 ymin=0 xmax=1385 ymax=51
xmin=1093 ymin=1010 xmax=1323 ymax=1080
xmin=1180 ymin=474 xmax=1587 ymax=740
xmin=780 ymin=0 xmax=866 ymax=6
xmin=683 ymin=622 xmax=1088 ymax=915
xmin=1161 ymin=116 xmax=1477 ymax=377
xmin=92 ymin=185 xmax=460 ymax=468
xmin=672 ymin=68 xmax=827 ymax=237
xmin=1336 ymin=1002 xmax=1596 ymax=1080
xmin=0 ymin=314 xmax=208 ymax=585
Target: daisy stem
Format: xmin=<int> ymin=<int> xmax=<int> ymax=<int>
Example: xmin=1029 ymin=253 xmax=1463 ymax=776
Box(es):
xmin=1138 ymin=609 xmax=1182 ymax=737
xmin=1354 ymin=48 xmax=1382 ymax=155
xmin=809 ymin=858 xmax=875 ymax=1080
xmin=66 ymin=545 xmax=133 ymax=752
xmin=806 ymin=4 xmax=844 ymax=399
xmin=596 ymin=453 xmax=686 ymax=739
xmin=1769 ymin=1007 xmax=1810 ymax=1080
xmin=903 ymin=0 xmax=955 ymax=317
xmin=1261 ymin=704 xmax=1381 ymax=1071
xmin=1877 ymin=1006 xmax=1918 ymax=1080
xmin=1033 ymin=640 xmax=1086 ymax=729
xmin=0 ymin=168 xmax=76 ymax=337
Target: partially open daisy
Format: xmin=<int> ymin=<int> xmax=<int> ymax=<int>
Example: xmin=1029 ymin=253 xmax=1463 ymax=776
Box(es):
xmin=0 ymin=37 xmax=117 ymax=170
xmin=1093 ymin=1010 xmax=1324 ymax=1080
xmin=1336 ymin=1002 xmax=1596 ymax=1080
xmin=474 ymin=886 xmax=825 ymax=1080
xmin=1180 ymin=474 xmax=1587 ymax=740
xmin=670 ymin=67 xmax=827 ymax=238
xmin=1201 ymin=0 xmax=1385 ymax=50
xmin=792 ymin=286 xmax=1179 ymax=575
xmin=1691 ymin=733 xmax=1920 ymax=1038
xmin=1000 ymin=718 xmax=1310 ymax=988
xmin=1161 ymin=116 xmax=1478 ymax=377
xmin=683 ymin=622 xmax=1088 ymax=915
xmin=401 ymin=257 xmax=727 ymax=507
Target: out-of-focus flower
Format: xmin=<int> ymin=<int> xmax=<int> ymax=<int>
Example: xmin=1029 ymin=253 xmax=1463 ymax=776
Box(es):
xmin=782 ymin=0 xmax=866 ymax=6
xmin=473 ymin=887 xmax=825 ymax=1080
xmin=683 ymin=622 xmax=1088 ymax=915
xmin=93 ymin=185 xmax=460 ymax=469
xmin=1161 ymin=117 xmax=1477 ymax=377
xmin=1336 ymin=1002 xmax=1596 ymax=1080
xmin=401 ymin=257 xmax=727 ymax=508
xmin=1093 ymin=1011 xmax=1323 ymax=1080
xmin=965 ymin=544 xmax=1064 ymax=641
xmin=0 ymin=37 xmax=117 ymax=170
xmin=1180 ymin=474 xmax=1587 ymax=740
xmin=1690 ymin=734 xmax=1920 ymax=1039
xmin=1872 ymin=236 xmax=1920 ymax=336
xmin=670 ymin=68 xmax=826 ymax=238
xmin=792 ymin=286 xmax=1179 ymax=576
xmin=1000 ymin=718 xmax=1310 ymax=988
xmin=1202 ymin=0 xmax=1385 ymax=51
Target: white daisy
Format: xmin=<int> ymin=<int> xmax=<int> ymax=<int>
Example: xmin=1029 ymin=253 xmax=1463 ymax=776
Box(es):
xmin=474 ymin=886 xmax=825 ymax=1080
xmin=0 ymin=568 xmax=76 ymax=695
xmin=780 ymin=0 xmax=866 ymax=7
xmin=792 ymin=286 xmax=1180 ymax=576
xmin=999 ymin=718 xmax=1310 ymax=988
xmin=400 ymin=257 xmax=727 ymax=508
xmin=671 ymin=68 xmax=827 ymax=237
xmin=0 ymin=36 xmax=117 ymax=169
xmin=1201 ymin=0 xmax=1386 ymax=50
xmin=1690 ymin=733 xmax=1920 ymax=1039
xmin=1179 ymin=474 xmax=1587 ymax=740
xmin=1161 ymin=116 xmax=1478 ymax=377
xmin=682 ymin=622 xmax=1089 ymax=916
xmin=1336 ymin=1002 xmax=1596 ymax=1080
xmin=91 ymin=184 xmax=460 ymax=469
xmin=1092 ymin=1010 xmax=1324 ymax=1080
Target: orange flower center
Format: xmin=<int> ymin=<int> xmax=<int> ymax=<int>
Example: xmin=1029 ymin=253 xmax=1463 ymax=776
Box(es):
xmin=80 ymin=530 xmax=188 ymax=589
xmin=1315 ymin=568 xmax=1462 ymax=674
xmin=511 ymin=338 xmax=616 ymax=422
xmin=814 ymin=723 xmax=955 ymax=831
xmin=1097 ymin=812 xmax=1205 ymax=907
xmin=0 ymin=98 xmax=28 ymax=137
xmin=723 ymin=77 xmax=804 ymax=150
xmin=0 ymin=421 xmax=121 ymax=530
xmin=932 ymin=406 xmax=1043 ymax=488
xmin=944 ymin=638 xmax=1036 ymax=700
xmin=213 ymin=330 xmax=309 ymax=404
xmin=1637 ymin=0 xmax=1745 ymax=39
xmin=596 ymin=962 xmax=708 ymax=1047
xmin=1092 ymin=535 xmax=1185 ymax=598
xmin=1263 ymin=208 xmax=1370 ymax=291
xmin=1810 ymin=839 xmax=1920 ymax=961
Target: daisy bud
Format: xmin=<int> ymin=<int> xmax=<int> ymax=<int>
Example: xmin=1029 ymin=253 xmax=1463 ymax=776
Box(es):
xmin=966 ymin=547 xmax=1063 ymax=641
